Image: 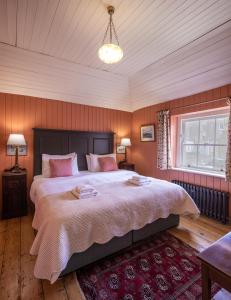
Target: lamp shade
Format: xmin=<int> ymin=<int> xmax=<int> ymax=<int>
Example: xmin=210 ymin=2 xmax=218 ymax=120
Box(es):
xmin=7 ymin=134 xmax=26 ymax=146
xmin=121 ymin=138 xmax=131 ymax=147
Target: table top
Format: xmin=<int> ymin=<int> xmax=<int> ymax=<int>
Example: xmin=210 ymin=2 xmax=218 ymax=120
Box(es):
xmin=198 ymin=232 xmax=231 ymax=278
xmin=3 ymin=170 xmax=27 ymax=176
xmin=119 ymin=162 xmax=134 ymax=166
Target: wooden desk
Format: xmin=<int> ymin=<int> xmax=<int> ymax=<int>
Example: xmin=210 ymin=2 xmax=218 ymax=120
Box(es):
xmin=198 ymin=232 xmax=231 ymax=300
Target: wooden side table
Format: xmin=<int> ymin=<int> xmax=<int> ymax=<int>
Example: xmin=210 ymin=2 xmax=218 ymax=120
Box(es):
xmin=118 ymin=162 xmax=135 ymax=171
xmin=2 ymin=171 xmax=27 ymax=219
xmin=197 ymin=232 xmax=231 ymax=299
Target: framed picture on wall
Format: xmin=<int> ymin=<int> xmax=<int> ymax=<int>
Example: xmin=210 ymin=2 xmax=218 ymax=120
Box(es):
xmin=140 ymin=124 xmax=155 ymax=142
xmin=116 ymin=144 xmax=126 ymax=154
xmin=7 ymin=145 xmax=27 ymax=156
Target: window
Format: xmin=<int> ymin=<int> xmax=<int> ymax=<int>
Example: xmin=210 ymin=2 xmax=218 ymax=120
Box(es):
xmin=177 ymin=111 xmax=229 ymax=175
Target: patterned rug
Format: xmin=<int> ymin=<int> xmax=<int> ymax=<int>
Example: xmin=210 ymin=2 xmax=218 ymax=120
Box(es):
xmin=76 ymin=232 xmax=219 ymax=300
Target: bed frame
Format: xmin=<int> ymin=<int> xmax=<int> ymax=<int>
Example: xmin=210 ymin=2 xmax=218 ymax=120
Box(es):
xmin=33 ymin=128 xmax=115 ymax=175
xmin=33 ymin=128 xmax=179 ymax=276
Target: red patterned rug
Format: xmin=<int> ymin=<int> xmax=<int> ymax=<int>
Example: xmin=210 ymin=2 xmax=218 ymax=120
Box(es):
xmin=76 ymin=232 xmax=219 ymax=300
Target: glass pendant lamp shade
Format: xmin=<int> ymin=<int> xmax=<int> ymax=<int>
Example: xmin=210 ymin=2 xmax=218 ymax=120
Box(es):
xmin=98 ymin=43 xmax=123 ymax=64
xmin=98 ymin=6 xmax=123 ymax=64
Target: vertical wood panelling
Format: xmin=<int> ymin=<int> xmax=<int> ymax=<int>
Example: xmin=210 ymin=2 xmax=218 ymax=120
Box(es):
xmin=0 ymin=93 xmax=132 ymax=215
xmin=132 ymin=84 xmax=231 ymax=216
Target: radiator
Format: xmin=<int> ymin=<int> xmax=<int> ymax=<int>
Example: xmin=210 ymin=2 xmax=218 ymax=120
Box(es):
xmin=172 ymin=180 xmax=229 ymax=224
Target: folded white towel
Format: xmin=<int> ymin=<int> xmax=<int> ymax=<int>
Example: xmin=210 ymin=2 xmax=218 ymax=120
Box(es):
xmin=75 ymin=184 xmax=96 ymax=194
xmin=132 ymin=175 xmax=150 ymax=183
xmin=132 ymin=178 xmax=150 ymax=183
xmin=132 ymin=175 xmax=147 ymax=181
xmin=71 ymin=189 xmax=98 ymax=199
xmin=76 ymin=189 xmax=97 ymax=196
xmin=128 ymin=179 xmax=151 ymax=186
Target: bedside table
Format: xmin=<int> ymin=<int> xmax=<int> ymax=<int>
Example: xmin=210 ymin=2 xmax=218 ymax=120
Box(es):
xmin=2 ymin=171 xmax=27 ymax=219
xmin=118 ymin=162 xmax=135 ymax=171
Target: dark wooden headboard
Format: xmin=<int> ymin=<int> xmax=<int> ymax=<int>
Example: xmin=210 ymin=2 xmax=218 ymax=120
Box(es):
xmin=33 ymin=128 xmax=114 ymax=176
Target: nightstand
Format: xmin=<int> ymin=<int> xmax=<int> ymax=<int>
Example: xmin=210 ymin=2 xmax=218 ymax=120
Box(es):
xmin=2 ymin=171 xmax=27 ymax=219
xmin=118 ymin=162 xmax=135 ymax=171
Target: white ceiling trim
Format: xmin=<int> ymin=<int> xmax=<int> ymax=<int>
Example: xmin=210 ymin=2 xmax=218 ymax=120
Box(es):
xmin=0 ymin=0 xmax=230 ymax=112
xmin=130 ymin=19 xmax=231 ymax=111
xmin=0 ymin=43 xmax=131 ymax=111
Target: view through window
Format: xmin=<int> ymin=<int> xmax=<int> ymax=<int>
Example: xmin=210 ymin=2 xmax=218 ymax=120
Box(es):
xmin=178 ymin=112 xmax=228 ymax=174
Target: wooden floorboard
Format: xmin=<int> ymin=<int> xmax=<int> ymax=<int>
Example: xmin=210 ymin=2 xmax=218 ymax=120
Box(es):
xmin=0 ymin=219 xmax=7 ymax=278
xmin=168 ymin=216 xmax=231 ymax=252
xmin=64 ymin=273 xmax=87 ymax=300
xmin=42 ymin=279 xmax=69 ymax=300
xmin=0 ymin=219 xmax=21 ymax=300
xmin=0 ymin=214 xmax=230 ymax=300
xmin=20 ymin=216 xmax=43 ymax=300
xmin=179 ymin=217 xmax=224 ymax=242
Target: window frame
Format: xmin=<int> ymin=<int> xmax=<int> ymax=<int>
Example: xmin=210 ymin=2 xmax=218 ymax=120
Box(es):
xmin=176 ymin=108 xmax=229 ymax=175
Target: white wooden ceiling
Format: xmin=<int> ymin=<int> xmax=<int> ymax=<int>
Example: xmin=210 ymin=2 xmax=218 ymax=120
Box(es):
xmin=0 ymin=0 xmax=231 ymax=111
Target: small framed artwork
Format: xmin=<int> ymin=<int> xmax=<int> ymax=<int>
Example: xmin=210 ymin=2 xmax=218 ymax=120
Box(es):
xmin=116 ymin=144 xmax=126 ymax=154
xmin=7 ymin=145 xmax=27 ymax=156
xmin=140 ymin=124 xmax=155 ymax=142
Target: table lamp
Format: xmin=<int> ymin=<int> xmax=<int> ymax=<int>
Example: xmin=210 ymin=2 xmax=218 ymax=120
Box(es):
xmin=121 ymin=138 xmax=131 ymax=162
xmin=7 ymin=134 xmax=26 ymax=173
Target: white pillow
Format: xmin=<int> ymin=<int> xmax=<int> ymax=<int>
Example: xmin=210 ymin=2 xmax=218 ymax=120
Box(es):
xmin=86 ymin=155 xmax=91 ymax=170
xmin=33 ymin=175 xmax=44 ymax=181
xmin=89 ymin=153 xmax=116 ymax=172
xmin=42 ymin=153 xmax=78 ymax=177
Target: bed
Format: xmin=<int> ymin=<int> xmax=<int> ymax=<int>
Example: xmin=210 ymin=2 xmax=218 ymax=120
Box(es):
xmin=30 ymin=128 xmax=199 ymax=283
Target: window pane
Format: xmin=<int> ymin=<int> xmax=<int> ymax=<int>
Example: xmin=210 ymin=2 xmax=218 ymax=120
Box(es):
xmin=179 ymin=113 xmax=228 ymax=173
xmin=183 ymin=120 xmax=199 ymax=144
xmin=214 ymin=146 xmax=226 ymax=172
xmin=216 ymin=117 xmax=228 ymax=144
xmin=182 ymin=145 xmax=197 ymax=167
xmin=198 ymin=146 xmax=214 ymax=169
xmin=199 ymin=119 xmax=215 ymax=144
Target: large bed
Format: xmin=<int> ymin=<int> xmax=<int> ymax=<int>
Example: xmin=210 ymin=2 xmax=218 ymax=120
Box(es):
xmin=30 ymin=128 xmax=199 ymax=283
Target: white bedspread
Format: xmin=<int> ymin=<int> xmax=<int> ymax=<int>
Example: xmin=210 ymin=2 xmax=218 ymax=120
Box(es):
xmin=30 ymin=170 xmax=199 ymax=283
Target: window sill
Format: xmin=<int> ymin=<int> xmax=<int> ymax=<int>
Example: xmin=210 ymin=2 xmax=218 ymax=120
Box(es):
xmin=171 ymin=167 xmax=225 ymax=179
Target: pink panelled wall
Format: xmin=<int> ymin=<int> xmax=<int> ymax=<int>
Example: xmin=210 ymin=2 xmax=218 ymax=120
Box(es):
xmin=0 ymin=93 xmax=132 ymax=214
xmin=1 ymin=84 xmax=231 ymax=217
xmin=132 ymin=84 xmax=231 ymax=217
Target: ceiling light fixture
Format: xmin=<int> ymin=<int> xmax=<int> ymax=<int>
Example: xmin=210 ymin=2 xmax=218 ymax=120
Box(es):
xmin=98 ymin=6 xmax=123 ymax=64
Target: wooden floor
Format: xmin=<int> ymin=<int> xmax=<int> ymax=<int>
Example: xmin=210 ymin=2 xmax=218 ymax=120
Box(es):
xmin=0 ymin=215 xmax=230 ymax=300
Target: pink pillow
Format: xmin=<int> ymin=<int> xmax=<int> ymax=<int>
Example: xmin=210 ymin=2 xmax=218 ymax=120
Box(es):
xmin=98 ymin=157 xmax=118 ymax=172
xmin=89 ymin=153 xmax=116 ymax=172
xmin=42 ymin=153 xmax=78 ymax=177
xmin=49 ymin=158 xmax=73 ymax=177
